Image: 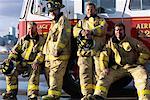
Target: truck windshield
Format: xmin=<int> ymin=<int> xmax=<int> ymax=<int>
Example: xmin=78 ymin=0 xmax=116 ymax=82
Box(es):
xmin=31 ymin=0 xmax=50 ymax=16
xmin=83 ymin=0 xmax=116 ymax=14
xmin=130 ymin=0 xmax=150 ymax=10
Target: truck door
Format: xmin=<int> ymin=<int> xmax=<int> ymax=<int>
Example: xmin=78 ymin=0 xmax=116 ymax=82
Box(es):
xmin=124 ymin=0 xmax=150 ymax=49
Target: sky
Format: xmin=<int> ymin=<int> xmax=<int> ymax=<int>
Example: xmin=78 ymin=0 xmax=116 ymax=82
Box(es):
xmin=0 ymin=0 xmax=23 ymax=36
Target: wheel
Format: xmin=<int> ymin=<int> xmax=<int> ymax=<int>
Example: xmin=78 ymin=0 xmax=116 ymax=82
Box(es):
xmin=63 ymin=58 xmax=82 ymax=98
xmin=63 ymin=38 xmax=82 ymax=98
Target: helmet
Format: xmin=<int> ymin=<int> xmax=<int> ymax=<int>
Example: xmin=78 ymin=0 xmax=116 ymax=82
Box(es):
xmin=0 ymin=59 xmax=16 ymax=75
xmin=77 ymin=35 xmax=95 ymax=51
xmin=47 ymin=0 xmax=65 ymax=12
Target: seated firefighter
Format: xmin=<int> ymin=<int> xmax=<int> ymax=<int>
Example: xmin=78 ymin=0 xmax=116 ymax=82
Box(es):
xmin=1 ymin=22 xmax=45 ymax=100
xmin=95 ymin=23 xmax=150 ymax=100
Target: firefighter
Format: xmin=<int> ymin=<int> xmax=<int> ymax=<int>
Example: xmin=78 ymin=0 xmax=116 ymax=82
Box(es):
xmin=42 ymin=1 xmax=71 ymax=100
xmin=1 ymin=22 xmax=45 ymax=100
xmin=96 ymin=23 xmax=150 ymax=100
xmin=73 ymin=2 xmax=108 ymax=100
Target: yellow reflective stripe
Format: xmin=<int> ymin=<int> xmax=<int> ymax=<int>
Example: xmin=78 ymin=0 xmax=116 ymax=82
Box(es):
xmin=27 ymin=62 xmax=33 ymax=64
xmin=48 ymin=90 xmax=61 ymax=96
xmin=122 ymin=42 xmax=132 ymax=51
xmin=28 ymin=84 xmax=39 ymax=91
xmin=81 ymin=84 xmax=94 ymax=90
xmin=8 ymin=53 xmax=18 ymax=59
xmin=47 ymin=55 xmax=70 ymax=60
xmin=100 ymin=61 xmax=108 ymax=71
xmin=100 ymin=19 xmax=106 ymax=26
xmin=94 ymin=86 xmax=108 ymax=93
xmin=7 ymin=85 xmax=17 ymax=91
xmin=24 ymin=40 xmax=34 ymax=60
xmin=2 ymin=69 xmax=6 ymax=72
xmin=111 ymin=43 xmax=121 ymax=65
xmin=34 ymin=53 xmax=44 ymax=63
xmin=138 ymin=90 xmax=150 ymax=96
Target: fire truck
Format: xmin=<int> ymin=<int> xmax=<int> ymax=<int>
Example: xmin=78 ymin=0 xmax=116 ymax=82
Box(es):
xmin=18 ymin=0 xmax=150 ymax=97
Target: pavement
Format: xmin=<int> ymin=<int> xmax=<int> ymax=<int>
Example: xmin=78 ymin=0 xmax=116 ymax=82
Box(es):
xmin=0 ymin=49 xmax=139 ymax=100
xmin=0 ymin=73 xmax=72 ymax=100
xmin=0 ymin=73 xmax=138 ymax=100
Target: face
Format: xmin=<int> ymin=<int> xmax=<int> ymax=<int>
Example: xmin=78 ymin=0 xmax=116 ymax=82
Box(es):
xmin=28 ymin=24 xmax=37 ymax=37
xmin=86 ymin=5 xmax=96 ymax=17
xmin=114 ymin=26 xmax=125 ymax=40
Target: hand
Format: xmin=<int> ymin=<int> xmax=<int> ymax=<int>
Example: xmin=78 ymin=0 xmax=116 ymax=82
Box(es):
xmin=32 ymin=63 xmax=39 ymax=70
xmin=102 ymin=68 xmax=110 ymax=75
xmin=81 ymin=30 xmax=92 ymax=39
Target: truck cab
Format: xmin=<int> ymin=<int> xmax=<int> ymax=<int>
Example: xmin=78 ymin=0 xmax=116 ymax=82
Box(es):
xmin=18 ymin=0 xmax=150 ymax=97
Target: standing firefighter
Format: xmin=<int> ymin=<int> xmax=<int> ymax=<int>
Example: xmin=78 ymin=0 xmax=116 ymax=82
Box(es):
xmin=1 ymin=22 xmax=45 ymax=100
xmin=73 ymin=2 xmax=108 ymax=100
xmin=42 ymin=0 xmax=71 ymax=100
xmin=97 ymin=23 xmax=150 ymax=100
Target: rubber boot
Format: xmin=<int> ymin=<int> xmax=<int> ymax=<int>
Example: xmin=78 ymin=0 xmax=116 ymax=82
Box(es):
xmin=2 ymin=91 xmax=17 ymax=100
xmin=42 ymin=95 xmax=59 ymax=100
xmin=28 ymin=94 xmax=38 ymax=100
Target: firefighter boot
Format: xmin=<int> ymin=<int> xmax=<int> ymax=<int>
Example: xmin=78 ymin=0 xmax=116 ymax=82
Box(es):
xmin=42 ymin=95 xmax=59 ymax=100
xmin=81 ymin=94 xmax=96 ymax=100
xmin=93 ymin=95 xmax=105 ymax=100
xmin=2 ymin=92 xmax=17 ymax=100
xmin=28 ymin=94 xmax=38 ymax=100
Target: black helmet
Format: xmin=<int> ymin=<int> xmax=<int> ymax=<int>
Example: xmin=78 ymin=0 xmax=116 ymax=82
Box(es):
xmin=77 ymin=35 xmax=95 ymax=51
xmin=47 ymin=0 xmax=65 ymax=12
xmin=1 ymin=59 xmax=16 ymax=75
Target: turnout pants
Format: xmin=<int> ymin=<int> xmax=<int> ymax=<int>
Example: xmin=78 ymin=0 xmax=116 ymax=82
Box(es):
xmin=78 ymin=56 xmax=100 ymax=96
xmin=45 ymin=59 xmax=68 ymax=98
xmin=5 ymin=63 xmax=41 ymax=97
xmin=94 ymin=64 xmax=150 ymax=100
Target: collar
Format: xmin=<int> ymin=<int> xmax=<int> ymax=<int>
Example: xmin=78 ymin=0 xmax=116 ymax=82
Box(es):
xmin=25 ymin=34 xmax=39 ymax=41
xmin=112 ymin=35 xmax=126 ymax=44
xmin=54 ymin=12 xmax=63 ymax=22
xmin=84 ymin=14 xmax=99 ymax=20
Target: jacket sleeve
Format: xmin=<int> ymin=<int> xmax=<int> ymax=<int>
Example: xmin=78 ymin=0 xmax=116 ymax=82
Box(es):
xmin=134 ymin=40 xmax=150 ymax=65
xmin=73 ymin=20 xmax=83 ymax=38
xmin=33 ymin=36 xmax=45 ymax=64
xmin=99 ymin=41 xmax=111 ymax=71
xmin=43 ymin=31 xmax=51 ymax=55
xmin=8 ymin=38 xmax=23 ymax=60
xmin=92 ymin=18 xmax=108 ymax=37
xmin=55 ymin=17 xmax=71 ymax=51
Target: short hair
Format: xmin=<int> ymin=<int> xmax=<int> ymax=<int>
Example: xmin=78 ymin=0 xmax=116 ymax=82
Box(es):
xmin=28 ymin=22 xmax=37 ymax=30
xmin=86 ymin=2 xmax=96 ymax=9
xmin=114 ymin=22 xmax=125 ymax=31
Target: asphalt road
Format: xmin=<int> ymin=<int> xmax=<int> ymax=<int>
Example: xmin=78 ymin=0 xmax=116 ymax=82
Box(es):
xmin=0 ymin=73 xmax=138 ymax=100
xmin=0 ymin=73 xmax=72 ymax=100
